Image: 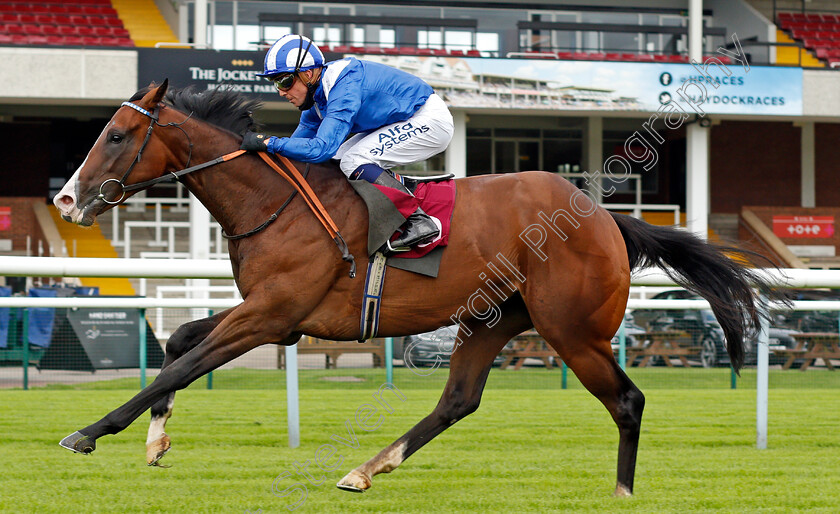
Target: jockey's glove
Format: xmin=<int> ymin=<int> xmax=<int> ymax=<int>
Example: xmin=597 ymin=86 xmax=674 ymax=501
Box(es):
xmin=240 ymin=132 xmax=270 ymax=152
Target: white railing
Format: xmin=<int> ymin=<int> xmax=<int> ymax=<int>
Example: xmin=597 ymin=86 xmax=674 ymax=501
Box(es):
xmin=2 ymin=257 xmax=840 ymax=452
xmin=153 ymin=284 xmax=241 ymax=338
xmin=123 ymin=221 xmax=229 ymax=260
xmin=110 ymin=197 xmax=190 ymax=247
xmin=560 ymin=172 xmax=680 ymax=221
xmin=603 ymin=203 xmax=681 ymax=225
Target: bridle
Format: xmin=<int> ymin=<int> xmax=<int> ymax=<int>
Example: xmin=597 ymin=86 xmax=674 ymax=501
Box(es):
xmin=98 ymin=101 xmax=195 ymax=205
xmin=95 ymin=100 xmax=356 ymax=278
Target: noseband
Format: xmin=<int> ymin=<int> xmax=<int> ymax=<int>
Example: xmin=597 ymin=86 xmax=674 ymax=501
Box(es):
xmin=97 ymin=101 xmax=194 ymax=205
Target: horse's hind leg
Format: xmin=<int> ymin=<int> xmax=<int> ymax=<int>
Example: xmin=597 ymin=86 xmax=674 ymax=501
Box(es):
xmin=146 ymin=309 xmax=233 ymax=465
xmin=337 ymin=296 xmax=531 ymax=492
xmin=547 ymin=336 xmax=644 ymax=496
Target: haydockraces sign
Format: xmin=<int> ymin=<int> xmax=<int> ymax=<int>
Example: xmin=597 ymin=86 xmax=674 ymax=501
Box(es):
xmin=137 ymin=38 xmax=802 ymax=115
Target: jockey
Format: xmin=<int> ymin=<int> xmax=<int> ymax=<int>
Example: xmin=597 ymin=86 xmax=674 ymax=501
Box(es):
xmin=241 ymin=34 xmax=454 ymax=253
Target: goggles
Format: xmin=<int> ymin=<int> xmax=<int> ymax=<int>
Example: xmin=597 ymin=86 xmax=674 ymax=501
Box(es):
xmin=271 ymin=73 xmax=296 ymax=91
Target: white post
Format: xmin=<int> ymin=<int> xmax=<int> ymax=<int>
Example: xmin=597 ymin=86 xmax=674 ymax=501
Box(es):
xmin=686 ymin=124 xmax=709 ymax=238
xmin=445 ymin=110 xmax=467 ymax=178
xmin=584 ymin=116 xmax=603 ymax=203
xmin=285 ymin=344 xmax=300 ymax=448
xmin=756 ymin=295 xmax=770 ymax=449
xmin=189 ymin=194 xmax=210 ymax=320
xmin=193 ymin=0 xmax=208 ymax=47
xmin=686 ymin=0 xmax=708 ymax=238
xmin=800 ymin=122 xmax=815 ymax=208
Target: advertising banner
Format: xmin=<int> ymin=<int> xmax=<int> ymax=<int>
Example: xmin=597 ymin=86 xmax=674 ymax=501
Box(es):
xmin=137 ymin=48 xmax=803 ymax=116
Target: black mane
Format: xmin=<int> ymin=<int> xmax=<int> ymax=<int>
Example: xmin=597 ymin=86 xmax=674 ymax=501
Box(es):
xmin=129 ymin=85 xmax=262 ymax=136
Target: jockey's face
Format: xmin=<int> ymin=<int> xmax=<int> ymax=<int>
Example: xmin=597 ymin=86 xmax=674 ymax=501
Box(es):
xmin=276 ymin=69 xmax=315 ymax=108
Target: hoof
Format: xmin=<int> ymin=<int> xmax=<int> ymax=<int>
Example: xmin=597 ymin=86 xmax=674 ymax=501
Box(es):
xmin=146 ymin=434 xmax=171 ymax=466
xmin=336 ymin=469 xmax=371 ymax=493
xmin=59 ymin=431 xmax=96 ymax=454
xmin=613 ymin=484 xmax=633 ymax=497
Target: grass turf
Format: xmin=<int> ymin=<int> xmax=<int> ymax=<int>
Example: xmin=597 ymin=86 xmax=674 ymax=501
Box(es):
xmin=2 ymin=368 xmax=839 ymax=512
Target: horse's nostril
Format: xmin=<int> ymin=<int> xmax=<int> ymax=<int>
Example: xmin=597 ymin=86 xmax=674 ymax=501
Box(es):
xmin=57 ymin=195 xmax=74 ymax=207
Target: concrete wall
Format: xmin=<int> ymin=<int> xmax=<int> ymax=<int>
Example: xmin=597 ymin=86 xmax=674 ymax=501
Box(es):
xmin=0 ymin=48 xmax=137 ymax=103
xmin=803 ymin=70 xmax=840 ymax=118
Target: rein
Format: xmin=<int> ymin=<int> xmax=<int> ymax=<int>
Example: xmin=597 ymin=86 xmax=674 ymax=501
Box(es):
xmin=104 ymin=101 xmax=356 ymax=278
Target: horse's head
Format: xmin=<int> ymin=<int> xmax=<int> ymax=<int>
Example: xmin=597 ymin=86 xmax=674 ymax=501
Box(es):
xmin=54 ymin=80 xmax=172 ymax=226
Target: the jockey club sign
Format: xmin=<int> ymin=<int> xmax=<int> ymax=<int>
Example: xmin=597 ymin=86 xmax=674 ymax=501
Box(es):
xmin=136 ymin=48 xmax=282 ymax=100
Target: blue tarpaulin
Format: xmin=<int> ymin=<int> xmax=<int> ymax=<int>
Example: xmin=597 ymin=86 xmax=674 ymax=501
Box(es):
xmin=0 ymin=286 xmax=10 ymax=349
xmin=28 ymin=288 xmax=58 ymax=348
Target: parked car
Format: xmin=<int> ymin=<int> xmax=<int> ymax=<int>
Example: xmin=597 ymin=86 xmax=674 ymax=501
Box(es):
xmin=403 ymin=325 xmax=511 ymax=368
xmin=610 ymin=312 xmax=647 ymax=356
xmin=632 ymin=289 xmax=800 ymax=368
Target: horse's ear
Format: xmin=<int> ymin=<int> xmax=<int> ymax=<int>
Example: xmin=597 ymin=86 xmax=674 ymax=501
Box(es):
xmin=139 ymin=79 xmax=169 ymax=108
xmin=150 ymin=78 xmax=169 ymax=104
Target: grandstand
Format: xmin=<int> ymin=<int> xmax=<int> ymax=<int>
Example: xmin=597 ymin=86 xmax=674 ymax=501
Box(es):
xmin=3 ymin=0 xmax=840 ymax=303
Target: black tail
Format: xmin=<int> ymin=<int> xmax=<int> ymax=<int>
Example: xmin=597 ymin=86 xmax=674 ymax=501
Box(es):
xmin=610 ymin=212 xmax=781 ymax=372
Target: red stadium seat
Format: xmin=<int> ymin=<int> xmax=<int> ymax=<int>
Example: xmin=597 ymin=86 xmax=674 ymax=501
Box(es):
xmin=102 ymin=17 xmax=123 ymax=28
xmin=63 ymin=36 xmax=84 ymax=46
xmin=18 ymin=14 xmax=35 ymax=24
xmin=69 ymin=15 xmax=88 ymax=26
xmin=66 ymin=6 xmax=84 ymax=15
xmin=57 ymin=25 xmax=77 ymax=36
xmin=22 ymin=24 xmax=40 ymax=35
xmin=653 ymin=54 xmax=670 ymax=62
xmin=465 ymin=49 xmax=481 ymax=57
xmin=589 ymin=52 xmax=607 ymax=60
xmin=604 ymin=52 xmax=621 ymax=61
xmin=11 ymin=34 xmax=28 ymax=45
xmin=0 ymin=13 xmax=18 ymax=23
xmin=77 ymin=26 xmax=94 ymax=36
xmin=5 ymin=24 xmax=24 ymax=35
xmin=101 ymin=36 xmax=133 ymax=47
xmin=26 ymin=34 xmax=49 ymax=45
xmin=42 ymin=25 xmax=59 ymax=36
xmin=0 ymin=33 xmax=12 ymax=44
xmin=88 ymin=16 xmax=107 ymax=27
xmin=35 ymin=14 xmax=54 ymax=25
xmin=51 ymin=6 xmax=69 ymax=15
xmin=31 ymin=5 xmax=50 ymax=15
xmin=81 ymin=36 xmax=101 ymax=46
xmin=45 ymin=35 xmax=65 ymax=46
xmin=0 ymin=5 xmax=14 ymax=14
xmin=112 ymin=27 xmax=129 ymax=38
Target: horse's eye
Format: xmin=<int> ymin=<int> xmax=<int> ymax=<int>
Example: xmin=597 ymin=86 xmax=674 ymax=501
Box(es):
xmin=109 ymin=133 xmax=124 ymax=144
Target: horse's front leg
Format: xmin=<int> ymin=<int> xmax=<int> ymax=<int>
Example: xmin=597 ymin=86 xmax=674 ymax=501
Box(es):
xmin=146 ymin=309 xmax=234 ymax=466
xmin=60 ymin=302 xmax=300 ymax=457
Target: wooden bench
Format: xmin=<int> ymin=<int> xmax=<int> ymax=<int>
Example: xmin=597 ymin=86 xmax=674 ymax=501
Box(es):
xmin=625 ymin=330 xmax=699 ymax=367
xmin=774 ymin=332 xmax=840 ymax=370
xmin=499 ymin=330 xmax=559 ymax=370
xmin=277 ymin=336 xmax=386 ymax=369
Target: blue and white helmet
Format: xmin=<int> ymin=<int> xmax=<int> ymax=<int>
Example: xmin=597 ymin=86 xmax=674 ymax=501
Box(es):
xmin=258 ymin=34 xmax=325 ymax=77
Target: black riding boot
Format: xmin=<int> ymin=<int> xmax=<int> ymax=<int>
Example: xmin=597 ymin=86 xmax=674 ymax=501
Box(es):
xmin=371 ymin=170 xmax=440 ymax=252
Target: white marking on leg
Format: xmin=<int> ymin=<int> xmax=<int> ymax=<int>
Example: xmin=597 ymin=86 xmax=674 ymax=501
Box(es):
xmin=614 ymin=483 xmax=632 ymax=497
xmin=374 ymin=441 xmax=406 ymax=474
xmin=146 ymin=395 xmax=174 ymax=444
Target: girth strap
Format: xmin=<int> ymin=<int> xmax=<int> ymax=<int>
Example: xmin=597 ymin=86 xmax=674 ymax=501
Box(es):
xmin=258 ymin=152 xmax=356 ymax=278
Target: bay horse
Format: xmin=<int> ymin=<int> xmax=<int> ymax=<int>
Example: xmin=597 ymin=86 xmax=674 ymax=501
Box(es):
xmin=53 ymin=81 xmax=774 ymax=497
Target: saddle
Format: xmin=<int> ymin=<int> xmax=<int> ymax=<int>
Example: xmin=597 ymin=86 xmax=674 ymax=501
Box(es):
xmin=349 ymin=173 xmax=456 ymax=278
